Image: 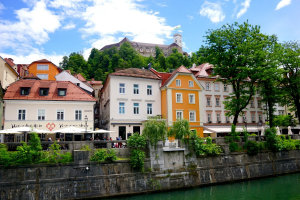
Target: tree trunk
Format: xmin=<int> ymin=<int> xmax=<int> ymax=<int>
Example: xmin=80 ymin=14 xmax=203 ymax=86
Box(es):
xmin=294 ymin=97 xmax=300 ymax=124
xmin=233 ymin=113 xmax=239 ymax=126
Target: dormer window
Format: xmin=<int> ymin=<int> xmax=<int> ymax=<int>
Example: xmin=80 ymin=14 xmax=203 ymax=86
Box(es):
xmin=20 ymin=87 xmax=30 ymax=95
xmin=58 ymin=88 xmax=67 ymax=96
xmin=39 ymin=88 xmax=49 ymax=96
xmin=76 ymin=83 xmax=80 ymax=87
xmin=37 ymin=64 xmax=49 ymax=70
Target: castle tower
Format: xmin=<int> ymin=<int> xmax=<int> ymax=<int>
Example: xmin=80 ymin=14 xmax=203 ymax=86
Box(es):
xmin=173 ymin=33 xmax=182 ymax=47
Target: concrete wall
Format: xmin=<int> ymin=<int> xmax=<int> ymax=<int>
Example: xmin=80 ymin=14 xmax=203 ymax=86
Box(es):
xmin=1 ymin=150 xmax=300 ymax=200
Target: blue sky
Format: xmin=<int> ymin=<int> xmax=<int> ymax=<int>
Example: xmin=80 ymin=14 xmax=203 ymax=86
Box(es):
xmin=0 ymin=0 xmax=299 ymax=65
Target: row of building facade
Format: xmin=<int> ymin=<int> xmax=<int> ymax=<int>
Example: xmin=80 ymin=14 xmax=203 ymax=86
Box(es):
xmin=0 ymin=55 xmax=291 ymax=142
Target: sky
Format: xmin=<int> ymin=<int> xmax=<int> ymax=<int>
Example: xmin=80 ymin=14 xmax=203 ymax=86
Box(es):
xmin=0 ymin=0 xmax=299 ymax=66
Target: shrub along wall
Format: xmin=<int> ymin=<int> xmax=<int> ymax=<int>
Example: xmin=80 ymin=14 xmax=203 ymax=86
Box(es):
xmin=1 ymin=150 xmax=300 ymax=200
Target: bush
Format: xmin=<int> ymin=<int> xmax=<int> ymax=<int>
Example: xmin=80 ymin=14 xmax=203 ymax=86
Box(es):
xmin=130 ymin=149 xmax=145 ymax=172
xmin=168 ymin=119 xmax=191 ymax=141
xmin=142 ymin=118 xmax=167 ymax=147
xmin=189 ymin=133 xmax=222 ymax=156
xmin=245 ymin=141 xmax=259 ymax=155
xmin=229 ymin=142 xmax=239 ymax=152
xmin=0 ymin=144 xmax=13 ymax=167
xmin=80 ymin=145 xmax=91 ymax=151
xmin=90 ymin=149 xmax=116 ymax=162
xmin=39 ymin=142 xmax=73 ymax=164
xmin=127 ymin=133 xmax=147 ymax=150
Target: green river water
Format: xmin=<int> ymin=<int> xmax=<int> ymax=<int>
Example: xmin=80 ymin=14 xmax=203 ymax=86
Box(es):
xmin=106 ymin=173 xmax=300 ymax=200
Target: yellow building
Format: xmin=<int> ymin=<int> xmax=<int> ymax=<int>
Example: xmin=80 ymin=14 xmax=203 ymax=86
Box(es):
xmin=152 ymin=66 xmax=204 ymax=137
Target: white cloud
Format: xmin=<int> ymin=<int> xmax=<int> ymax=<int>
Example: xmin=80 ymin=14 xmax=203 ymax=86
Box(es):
xmin=0 ymin=2 xmax=5 ymax=11
xmin=199 ymin=1 xmax=225 ymax=23
xmin=0 ymin=50 xmax=64 ymax=66
xmin=236 ymin=0 xmax=251 ymax=18
xmin=81 ymin=0 xmax=174 ymax=44
xmin=0 ymin=0 xmax=61 ymax=54
xmin=275 ymin=0 xmax=292 ymax=10
xmin=63 ymin=23 xmax=76 ymax=30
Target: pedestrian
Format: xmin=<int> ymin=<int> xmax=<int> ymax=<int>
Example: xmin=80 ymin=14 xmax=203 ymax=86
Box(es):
xmin=118 ymin=136 xmax=122 ymax=148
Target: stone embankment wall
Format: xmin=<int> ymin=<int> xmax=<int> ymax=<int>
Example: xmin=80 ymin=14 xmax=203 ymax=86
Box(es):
xmin=1 ymin=150 xmax=300 ymax=200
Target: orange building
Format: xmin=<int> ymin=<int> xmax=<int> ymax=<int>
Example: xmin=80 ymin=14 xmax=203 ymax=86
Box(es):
xmin=27 ymin=59 xmax=62 ymax=80
xmin=152 ymin=66 xmax=204 ymax=137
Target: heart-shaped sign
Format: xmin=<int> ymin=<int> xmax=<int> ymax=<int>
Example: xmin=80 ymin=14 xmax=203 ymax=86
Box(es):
xmin=46 ymin=123 xmax=55 ymax=131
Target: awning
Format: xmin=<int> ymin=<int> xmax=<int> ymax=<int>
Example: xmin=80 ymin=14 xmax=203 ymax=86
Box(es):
xmin=204 ymin=127 xmax=259 ymax=133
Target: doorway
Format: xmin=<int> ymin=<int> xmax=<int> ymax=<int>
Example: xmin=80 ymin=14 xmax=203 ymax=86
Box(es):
xmin=133 ymin=126 xmax=140 ymax=134
xmin=119 ymin=126 xmax=126 ymax=140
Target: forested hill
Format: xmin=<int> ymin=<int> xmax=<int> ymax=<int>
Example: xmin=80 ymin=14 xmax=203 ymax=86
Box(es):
xmin=59 ymin=42 xmax=208 ymax=82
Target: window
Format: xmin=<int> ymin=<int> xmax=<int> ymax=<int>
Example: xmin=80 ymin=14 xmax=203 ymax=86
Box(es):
xmin=176 ymin=79 xmax=181 ymax=86
xmin=18 ymin=109 xmax=26 ymax=120
xmin=176 ymin=111 xmax=183 ymax=120
xmin=257 ymin=100 xmax=261 ymax=108
xmin=37 ymin=64 xmax=49 ymax=70
xmin=57 ymin=110 xmax=64 ymax=120
xmin=133 ymin=84 xmax=139 ymax=94
xmin=147 ymin=85 xmax=152 ymax=95
xmin=189 ymin=81 xmax=194 ymax=87
xmin=214 ymin=83 xmax=220 ymax=91
xmin=189 ymin=111 xmax=196 ymax=122
xmin=189 ymin=94 xmax=195 ymax=104
xmin=75 ymin=110 xmax=82 ymax=120
xmin=224 ymin=84 xmax=228 ymax=92
xmin=216 ymin=113 xmax=221 ymax=123
xmin=258 ymin=114 xmax=262 ymax=122
xmin=133 ymin=103 xmax=139 ymax=114
xmin=251 ymin=113 xmax=256 ymax=122
xmin=39 ymin=88 xmax=49 ymax=96
xmin=205 ymin=82 xmax=211 ymax=90
xmin=58 ymin=88 xmax=66 ymax=96
xmin=215 ymin=97 xmax=220 ymax=107
xmin=250 ymin=100 xmax=254 ymax=108
xmin=76 ymin=83 xmax=80 ymax=87
xmin=37 ymin=74 xmax=48 ymax=80
xmin=147 ymin=103 xmax=153 ymax=115
xmin=20 ymin=87 xmax=30 ymax=95
xmin=206 ymin=96 xmax=211 ymax=106
xmin=119 ymin=102 xmax=125 ymax=114
xmin=38 ymin=109 xmax=45 ymax=120
xmin=226 ymin=116 xmax=230 ymax=123
xmin=278 ymin=110 xmax=284 ymax=115
xmin=207 ymin=113 xmax=212 ymax=123
xmin=119 ymin=83 xmax=125 ymax=94
xmin=176 ymin=93 xmax=183 ymax=103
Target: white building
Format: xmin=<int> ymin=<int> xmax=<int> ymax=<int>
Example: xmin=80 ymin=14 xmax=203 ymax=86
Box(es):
xmin=190 ymin=63 xmax=286 ymax=136
xmin=3 ymin=79 xmax=96 ymax=142
xmin=100 ymin=68 xmax=161 ymax=140
xmin=55 ymin=70 xmax=94 ymax=94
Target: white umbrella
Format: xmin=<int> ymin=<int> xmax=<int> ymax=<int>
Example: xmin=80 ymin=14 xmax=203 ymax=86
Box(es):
xmin=91 ymin=129 xmax=115 ymax=133
xmin=32 ymin=128 xmax=52 ymax=134
xmin=54 ymin=126 xmax=88 ymax=133
xmin=0 ymin=129 xmax=22 ymax=134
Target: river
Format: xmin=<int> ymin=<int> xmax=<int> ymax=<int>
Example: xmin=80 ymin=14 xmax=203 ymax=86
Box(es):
xmin=106 ymin=173 xmax=300 ymax=200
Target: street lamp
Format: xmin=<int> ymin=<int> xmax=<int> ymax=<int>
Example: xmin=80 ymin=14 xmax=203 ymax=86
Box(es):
xmin=84 ymin=115 xmax=88 ymax=133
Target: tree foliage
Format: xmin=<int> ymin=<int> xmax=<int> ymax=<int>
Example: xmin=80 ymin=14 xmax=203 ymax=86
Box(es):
xmin=142 ymin=118 xmax=167 ymax=147
xmin=203 ymin=21 xmax=278 ymax=125
xmin=168 ymin=119 xmax=191 ymax=141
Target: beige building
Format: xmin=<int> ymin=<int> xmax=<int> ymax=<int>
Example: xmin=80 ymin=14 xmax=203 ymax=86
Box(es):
xmin=0 ymin=57 xmax=19 ymax=90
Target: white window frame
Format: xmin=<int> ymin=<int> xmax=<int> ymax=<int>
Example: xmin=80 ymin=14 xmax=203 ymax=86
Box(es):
xmin=133 ymin=103 xmax=139 ymax=114
xmin=205 ymin=82 xmax=211 ymax=90
xmin=119 ymin=83 xmax=125 ymax=94
xmin=215 ymin=97 xmax=220 ymax=106
xmin=207 ymin=113 xmax=212 ymax=123
xmin=119 ymin=102 xmax=125 ymax=114
xmin=188 ymin=80 xmax=194 ymax=87
xmin=147 ymin=103 xmax=153 ymax=115
xmin=206 ymin=96 xmax=211 ymax=106
xmin=75 ymin=110 xmax=82 ymax=121
xmin=176 ymin=110 xmax=183 ymax=120
xmin=133 ymin=84 xmax=139 ymax=94
xmin=251 ymin=113 xmax=256 ymax=122
xmin=57 ymin=109 xmax=64 ymax=121
xmin=176 ymin=93 xmax=183 ymax=103
xmin=216 ymin=113 xmax=221 ymax=123
xmin=225 ymin=115 xmax=230 ymax=123
xmin=189 ymin=94 xmax=195 ymax=104
xmin=18 ymin=109 xmax=26 ymax=120
xmin=147 ymin=85 xmax=152 ymax=95
xmin=37 ymin=74 xmax=48 ymax=80
xmin=214 ymin=83 xmax=220 ymax=91
xmin=224 ymin=84 xmax=228 ymax=92
xmin=38 ymin=109 xmax=45 ymax=121
xmin=189 ymin=111 xmax=196 ymax=122
xmin=176 ymin=79 xmax=181 ymax=87
xmin=37 ymin=64 xmax=49 ymax=70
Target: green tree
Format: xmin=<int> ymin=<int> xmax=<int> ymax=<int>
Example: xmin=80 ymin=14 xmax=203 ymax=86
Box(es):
xmin=142 ymin=118 xmax=167 ymax=147
xmin=59 ymin=56 xmax=69 ymax=69
xmin=168 ymin=119 xmax=191 ymax=141
xmin=278 ymin=41 xmax=300 ymax=123
xmin=204 ymin=21 xmax=277 ymax=125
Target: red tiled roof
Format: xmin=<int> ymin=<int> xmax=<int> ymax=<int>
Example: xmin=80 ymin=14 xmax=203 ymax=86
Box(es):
xmin=111 ymin=68 xmax=160 ymax=80
xmin=161 ymin=65 xmax=191 ymax=87
xmin=4 ymin=58 xmax=15 ymax=67
xmin=193 ymin=63 xmax=214 ymax=77
xmin=74 ymin=73 xmax=86 ymax=82
xmin=4 ymin=79 xmax=96 ymax=102
xmin=87 ymin=80 xmax=102 ymax=85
